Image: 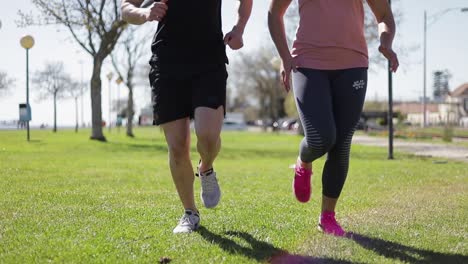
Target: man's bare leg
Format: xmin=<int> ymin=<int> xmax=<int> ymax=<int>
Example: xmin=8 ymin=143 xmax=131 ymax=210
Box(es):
xmin=161 ymin=118 xmax=197 ymax=212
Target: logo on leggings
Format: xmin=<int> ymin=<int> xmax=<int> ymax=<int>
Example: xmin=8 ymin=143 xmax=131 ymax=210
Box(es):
xmin=353 ymin=80 xmax=366 ymax=90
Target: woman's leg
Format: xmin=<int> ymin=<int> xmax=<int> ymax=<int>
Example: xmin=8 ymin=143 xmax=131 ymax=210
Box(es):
xmin=293 ymin=68 xmax=336 ymax=164
xmin=292 ymin=68 xmax=336 ymax=202
xmin=321 ymin=68 xmax=368 ymax=213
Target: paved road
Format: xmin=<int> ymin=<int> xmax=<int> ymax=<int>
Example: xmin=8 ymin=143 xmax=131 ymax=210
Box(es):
xmin=352 ymin=135 xmax=468 ymax=162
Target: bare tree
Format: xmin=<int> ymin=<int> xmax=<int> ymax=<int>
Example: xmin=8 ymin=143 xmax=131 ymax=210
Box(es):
xmin=229 ymin=1 xmax=404 ymax=134
xmin=0 ymin=71 xmax=15 ymax=95
xmin=433 ymin=70 xmax=451 ymax=102
xmin=33 ymin=62 xmax=74 ymax=132
xmin=111 ymin=26 xmax=150 ymax=137
xmin=111 ymin=98 xmax=128 ymax=114
xmin=18 ymin=0 xmax=128 ymax=141
xmin=230 ymin=44 xmax=287 ymax=124
xmin=68 ymin=81 xmax=87 ymax=133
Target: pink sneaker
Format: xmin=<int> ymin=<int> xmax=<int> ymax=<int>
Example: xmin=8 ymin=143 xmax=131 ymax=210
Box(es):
xmin=292 ymin=165 xmax=312 ymax=203
xmin=318 ymin=211 xmax=346 ymax=237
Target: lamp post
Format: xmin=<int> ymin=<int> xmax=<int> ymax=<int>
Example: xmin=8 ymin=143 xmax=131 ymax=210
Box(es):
xmin=422 ymin=7 xmax=468 ymax=128
xmin=107 ymin=72 xmax=113 ymax=133
xmin=78 ymin=60 xmax=85 ymax=128
xmin=116 ymin=76 xmax=123 ymax=133
xmin=387 ymin=0 xmax=394 ymax=160
xmin=20 ymin=35 xmax=35 ymax=142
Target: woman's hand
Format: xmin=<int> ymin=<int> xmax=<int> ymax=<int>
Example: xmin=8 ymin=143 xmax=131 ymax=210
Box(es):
xmin=378 ymin=44 xmax=399 ymax=72
xmin=281 ymin=56 xmax=297 ymax=92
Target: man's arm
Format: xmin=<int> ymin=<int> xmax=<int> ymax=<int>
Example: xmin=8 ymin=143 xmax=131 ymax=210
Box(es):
xmin=121 ymin=0 xmax=168 ymax=25
xmin=367 ymin=0 xmax=399 ymax=72
xmin=224 ymin=0 xmax=253 ymax=50
xmin=233 ymin=0 xmax=253 ymax=35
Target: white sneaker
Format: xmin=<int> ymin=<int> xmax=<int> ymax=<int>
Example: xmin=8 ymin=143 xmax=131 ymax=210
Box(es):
xmin=198 ymin=167 xmax=221 ymax=209
xmin=173 ymin=210 xmax=200 ymax=234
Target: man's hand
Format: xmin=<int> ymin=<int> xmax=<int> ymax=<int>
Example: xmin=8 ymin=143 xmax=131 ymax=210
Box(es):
xmin=378 ymin=44 xmax=399 ymax=72
xmin=224 ymin=26 xmax=244 ymax=50
xmin=144 ymin=0 xmax=168 ymax=22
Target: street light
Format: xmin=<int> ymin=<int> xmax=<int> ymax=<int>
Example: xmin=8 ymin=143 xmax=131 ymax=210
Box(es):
xmin=422 ymin=7 xmax=468 ymax=128
xmin=78 ymin=60 xmax=85 ymax=128
xmin=116 ymin=76 xmax=123 ymax=133
xmin=20 ymin=35 xmax=35 ymax=142
xmin=387 ymin=0 xmax=394 ymax=160
xmin=107 ymin=72 xmax=113 ymax=133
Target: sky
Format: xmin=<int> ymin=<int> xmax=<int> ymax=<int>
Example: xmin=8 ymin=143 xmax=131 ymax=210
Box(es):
xmin=0 ymin=0 xmax=467 ymax=127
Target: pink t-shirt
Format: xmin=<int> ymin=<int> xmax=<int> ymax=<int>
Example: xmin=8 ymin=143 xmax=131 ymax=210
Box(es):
xmin=291 ymin=0 xmax=369 ymax=70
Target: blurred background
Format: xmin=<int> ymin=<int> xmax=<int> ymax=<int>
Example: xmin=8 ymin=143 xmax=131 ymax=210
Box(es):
xmin=1 ymin=0 xmax=467 ymax=141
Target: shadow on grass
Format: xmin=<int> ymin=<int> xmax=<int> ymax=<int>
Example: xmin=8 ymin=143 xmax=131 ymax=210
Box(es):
xmin=106 ymin=141 xmax=168 ymax=153
xmin=220 ymin=147 xmax=298 ymax=159
xmin=197 ymin=227 xmax=359 ymax=264
xmin=348 ymin=232 xmax=468 ymax=263
xmin=269 ymin=254 xmax=360 ymax=264
xmin=220 ymin=146 xmax=396 ymax=161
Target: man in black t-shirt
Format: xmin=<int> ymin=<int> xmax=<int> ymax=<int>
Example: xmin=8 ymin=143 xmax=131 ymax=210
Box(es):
xmin=122 ymin=0 xmax=252 ymax=233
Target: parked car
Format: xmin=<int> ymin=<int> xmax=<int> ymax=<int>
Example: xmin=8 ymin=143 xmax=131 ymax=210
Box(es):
xmin=223 ymin=112 xmax=247 ymax=131
xmin=223 ymin=120 xmax=247 ymax=131
xmin=281 ymin=119 xmax=298 ymax=131
xmin=356 ymin=117 xmax=368 ymax=130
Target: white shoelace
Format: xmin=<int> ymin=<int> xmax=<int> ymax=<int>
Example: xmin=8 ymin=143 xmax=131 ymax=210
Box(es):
xmin=201 ymin=174 xmax=217 ymax=192
xmin=179 ymin=214 xmax=198 ymax=227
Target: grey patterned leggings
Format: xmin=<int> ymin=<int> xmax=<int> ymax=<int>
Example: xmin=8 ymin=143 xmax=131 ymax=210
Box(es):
xmin=292 ymin=67 xmax=367 ymax=198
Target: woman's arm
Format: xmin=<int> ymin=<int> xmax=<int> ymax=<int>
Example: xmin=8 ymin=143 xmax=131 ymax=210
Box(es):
xmin=367 ymin=0 xmax=399 ymax=72
xmin=121 ymin=0 xmax=168 ymax=25
xmin=268 ymin=0 xmax=294 ymax=92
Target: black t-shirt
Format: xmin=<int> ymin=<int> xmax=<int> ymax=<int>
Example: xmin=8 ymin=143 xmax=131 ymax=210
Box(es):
xmin=150 ymin=0 xmax=228 ymax=66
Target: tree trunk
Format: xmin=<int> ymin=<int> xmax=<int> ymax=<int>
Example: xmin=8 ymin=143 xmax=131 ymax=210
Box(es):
xmin=126 ymin=87 xmax=135 ymax=137
xmin=53 ymin=92 xmax=57 ymax=133
xmin=90 ymin=57 xmax=106 ymax=141
xmin=75 ymin=97 xmax=79 ymax=133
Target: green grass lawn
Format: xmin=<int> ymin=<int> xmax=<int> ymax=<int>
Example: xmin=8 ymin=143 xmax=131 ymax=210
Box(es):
xmin=403 ymin=127 xmax=468 ymax=138
xmin=0 ymin=128 xmax=467 ymax=263
xmin=358 ymin=126 xmax=468 ymax=147
xmin=364 ymin=126 xmax=468 ymax=140
xmin=355 ymin=130 xmax=468 ymax=148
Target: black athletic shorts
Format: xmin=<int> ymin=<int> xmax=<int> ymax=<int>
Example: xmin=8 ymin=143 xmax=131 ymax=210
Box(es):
xmin=148 ymin=63 xmax=228 ymax=125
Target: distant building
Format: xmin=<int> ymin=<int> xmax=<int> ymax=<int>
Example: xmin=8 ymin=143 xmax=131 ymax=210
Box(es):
xmin=446 ymin=83 xmax=468 ymax=127
xmin=393 ymin=83 xmax=468 ymax=126
xmin=394 ymin=102 xmax=439 ymax=125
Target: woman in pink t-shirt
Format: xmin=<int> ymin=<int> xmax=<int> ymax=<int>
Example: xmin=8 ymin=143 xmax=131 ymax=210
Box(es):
xmin=268 ymin=0 xmax=399 ymax=236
